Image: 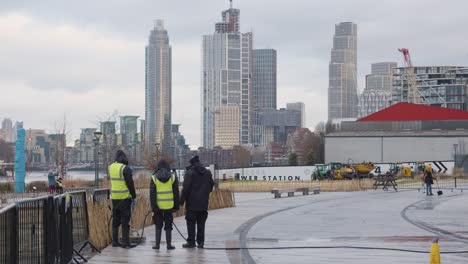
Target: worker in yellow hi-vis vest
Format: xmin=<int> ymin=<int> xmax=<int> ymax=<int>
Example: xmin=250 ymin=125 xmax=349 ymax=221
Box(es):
xmin=109 ymin=150 xmax=137 ymax=248
xmin=149 ymin=159 xmax=180 ymax=250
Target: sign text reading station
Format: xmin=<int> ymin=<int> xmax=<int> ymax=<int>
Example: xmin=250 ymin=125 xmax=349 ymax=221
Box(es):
xmin=240 ymin=175 xmax=302 ymax=181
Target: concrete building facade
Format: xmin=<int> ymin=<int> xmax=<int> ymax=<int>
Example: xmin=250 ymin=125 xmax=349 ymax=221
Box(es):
xmin=286 ymin=102 xmax=305 ymax=128
xmin=145 ymin=20 xmax=172 ymax=156
xmin=201 ymin=2 xmax=252 ymax=148
xmin=214 ymin=106 xmax=240 ymax=148
xmin=392 ymin=66 xmax=468 ymax=110
xmin=1 ymin=118 xmax=13 ymax=142
xmin=328 ymin=22 xmax=358 ymax=120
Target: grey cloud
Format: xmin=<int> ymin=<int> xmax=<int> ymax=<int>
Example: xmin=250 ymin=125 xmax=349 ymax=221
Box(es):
xmin=2 ymin=0 xmax=468 ymax=147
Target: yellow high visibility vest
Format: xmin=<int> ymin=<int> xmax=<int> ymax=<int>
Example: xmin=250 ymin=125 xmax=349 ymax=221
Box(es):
xmin=152 ymin=174 xmax=174 ymax=210
xmin=109 ymin=162 xmax=131 ymax=200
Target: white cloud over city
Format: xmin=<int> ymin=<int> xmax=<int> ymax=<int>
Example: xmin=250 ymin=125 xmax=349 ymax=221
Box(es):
xmin=1 ymin=0 xmax=468 ymax=147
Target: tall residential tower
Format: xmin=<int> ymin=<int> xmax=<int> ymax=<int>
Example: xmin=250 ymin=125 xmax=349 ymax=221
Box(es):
xmin=145 ymin=20 xmax=172 ymax=156
xmin=202 ymin=1 xmax=252 ymax=148
xmin=328 ymin=22 xmax=358 ymax=120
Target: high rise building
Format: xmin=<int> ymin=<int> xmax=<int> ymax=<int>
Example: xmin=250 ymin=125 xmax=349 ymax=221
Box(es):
xmin=367 ymin=62 xmax=397 ymax=91
xmin=259 ymin=108 xmax=301 ymax=146
xmin=79 ymin=128 xmax=96 ymax=163
xmin=202 ymin=1 xmax=252 ymax=148
xmin=145 ymin=20 xmax=172 ymax=156
xmin=328 ymin=22 xmax=358 ymax=120
xmin=392 ymin=66 xmax=468 ymax=110
xmin=253 ymin=49 xmax=277 ymax=110
xmin=286 ymin=102 xmax=305 ymax=128
xmin=1 ymin=118 xmax=13 ymax=142
xmin=251 ymin=49 xmax=277 ymax=146
xmin=171 ymin=124 xmax=190 ymax=169
xmin=214 ymin=106 xmax=240 ymax=148
xmin=358 ymin=62 xmax=396 ymax=118
xmin=120 ymin=116 xmax=139 ymax=146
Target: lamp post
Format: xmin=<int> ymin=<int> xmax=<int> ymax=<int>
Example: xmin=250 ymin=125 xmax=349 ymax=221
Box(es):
xmin=93 ymin=131 xmax=103 ymax=188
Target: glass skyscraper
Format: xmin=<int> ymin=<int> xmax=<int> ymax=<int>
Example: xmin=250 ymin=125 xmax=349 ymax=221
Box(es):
xmin=251 ymin=49 xmax=277 ymax=146
xmin=328 ymin=22 xmax=358 ymax=120
xmin=145 ymin=20 xmax=172 ymax=156
xmin=202 ymin=3 xmax=252 ymax=148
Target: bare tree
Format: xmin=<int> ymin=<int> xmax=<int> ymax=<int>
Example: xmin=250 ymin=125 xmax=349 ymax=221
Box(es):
xmin=51 ymin=114 xmax=71 ymax=177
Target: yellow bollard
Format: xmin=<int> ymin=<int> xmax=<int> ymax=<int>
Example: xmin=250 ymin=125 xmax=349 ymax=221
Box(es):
xmin=430 ymin=238 xmax=441 ymax=264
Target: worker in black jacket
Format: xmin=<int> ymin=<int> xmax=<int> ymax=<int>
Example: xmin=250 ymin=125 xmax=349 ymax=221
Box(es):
xmin=180 ymin=156 xmax=214 ymax=248
xmin=150 ymin=159 xmax=179 ymax=250
xmin=109 ymin=150 xmax=137 ymax=248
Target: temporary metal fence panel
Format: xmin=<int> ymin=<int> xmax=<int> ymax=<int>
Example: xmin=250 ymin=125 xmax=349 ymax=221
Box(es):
xmin=0 ymin=204 xmax=17 ymax=264
xmin=68 ymin=190 xmax=100 ymax=262
xmin=92 ymin=188 xmax=110 ymax=203
xmin=15 ymin=196 xmax=52 ymax=264
xmin=55 ymin=194 xmax=74 ymax=264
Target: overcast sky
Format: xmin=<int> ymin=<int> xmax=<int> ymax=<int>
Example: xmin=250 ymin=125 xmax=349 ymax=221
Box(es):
xmin=1 ymin=0 xmax=467 ymax=148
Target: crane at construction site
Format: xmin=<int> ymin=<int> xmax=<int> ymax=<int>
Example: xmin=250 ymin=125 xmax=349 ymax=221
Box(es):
xmin=398 ymin=48 xmax=419 ymax=104
xmin=397 ymin=48 xmax=446 ymax=106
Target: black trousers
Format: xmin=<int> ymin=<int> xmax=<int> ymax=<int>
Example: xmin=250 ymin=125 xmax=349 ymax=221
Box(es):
xmin=112 ymin=199 xmax=132 ymax=229
xmin=154 ymin=210 xmax=173 ymax=231
xmin=185 ymin=210 xmax=208 ymax=244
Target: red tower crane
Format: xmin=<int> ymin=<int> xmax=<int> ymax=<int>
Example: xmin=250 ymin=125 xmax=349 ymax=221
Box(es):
xmin=398 ymin=48 xmax=413 ymax=68
xmin=398 ymin=48 xmax=418 ymax=104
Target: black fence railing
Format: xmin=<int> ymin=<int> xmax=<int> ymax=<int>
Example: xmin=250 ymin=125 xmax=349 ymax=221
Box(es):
xmin=92 ymin=189 xmax=110 ymax=203
xmin=0 ymin=190 xmax=102 ymax=264
xmin=396 ymin=176 xmax=468 ymax=191
xmin=0 ymin=204 xmax=17 ymax=264
xmin=67 ymin=191 xmax=100 ymax=263
xmin=54 ymin=194 xmax=74 ymax=264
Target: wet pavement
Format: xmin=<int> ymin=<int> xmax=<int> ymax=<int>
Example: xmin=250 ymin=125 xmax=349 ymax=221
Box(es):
xmin=88 ymin=191 xmax=468 ymax=263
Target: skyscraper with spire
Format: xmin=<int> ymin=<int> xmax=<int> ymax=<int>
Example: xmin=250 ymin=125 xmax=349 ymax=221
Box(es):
xmin=145 ymin=20 xmax=172 ymax=156
xmin=201 ymin=0 xmax=253 ymax=148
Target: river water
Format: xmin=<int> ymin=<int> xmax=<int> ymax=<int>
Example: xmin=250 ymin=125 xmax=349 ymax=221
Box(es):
xmin=0 ymin=169 xmax=186 ymax=183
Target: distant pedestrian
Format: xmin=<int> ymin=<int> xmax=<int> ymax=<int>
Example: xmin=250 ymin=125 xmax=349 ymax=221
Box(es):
xmin=424 ymin=165 xmax=434 ymax=196
xmin=55 ymin=177 xmax=64 ymax=194
xmin=47 ymin=169 xmax=58 ymax=194
xmin=109 ymin=150 xmax=137 ymax=248
xmin=150 ymin=159 xmax=179 ymax=250
xmin=180 ymin=156 xmax=214 ymax=249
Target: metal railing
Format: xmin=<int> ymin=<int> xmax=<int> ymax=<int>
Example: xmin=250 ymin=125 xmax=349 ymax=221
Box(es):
xmin=0 ymin=204 xmax=17 ymax=264
xmin=54 ymin=194 xmax=74 ymax=264
xmin=396 ymin=176 xmax=468 ymax=191
xmin=92 ymin=188 xmax=110 ymax=203
xmin=14 ymin=196 xmax=54 ymax=264
xmin=0 ymin=190 xmax=103 ymax=264
xmin=67 ymin=191 xmax=100 ymax=263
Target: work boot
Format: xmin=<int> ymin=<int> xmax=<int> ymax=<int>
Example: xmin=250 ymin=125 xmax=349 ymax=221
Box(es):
xmin=152 ymin=229 xmax=162 ymax=250
xmin=182 ymin=242 xmax=196 ymax=248
xmin=120 ymin=226 xmax=135 ymax=248
xmin=166 ymin=230 xmax=175 ymax=250
xmin=112 ymin=227 xmax=121 ymax=247
xmin=197 ymin=242 xmax=204 ymax=249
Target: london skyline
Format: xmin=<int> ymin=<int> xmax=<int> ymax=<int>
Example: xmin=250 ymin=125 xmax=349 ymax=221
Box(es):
xmin=1 ymin=0 xmax=468 ymax=148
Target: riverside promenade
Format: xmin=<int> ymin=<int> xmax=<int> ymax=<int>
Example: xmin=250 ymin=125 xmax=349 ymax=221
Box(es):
xmin=88 ymin=191 xmax=468 ymax=263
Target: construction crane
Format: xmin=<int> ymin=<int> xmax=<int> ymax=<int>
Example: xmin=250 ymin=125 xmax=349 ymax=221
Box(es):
xmin=398 ymin=48 xmax=419 ymax=104
xmin=398 ymin=48 xmax=446 ymax=106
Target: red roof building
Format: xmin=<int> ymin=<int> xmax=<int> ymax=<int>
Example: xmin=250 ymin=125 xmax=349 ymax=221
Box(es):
xmin=358 ymin=103 xmax=468 ymax=122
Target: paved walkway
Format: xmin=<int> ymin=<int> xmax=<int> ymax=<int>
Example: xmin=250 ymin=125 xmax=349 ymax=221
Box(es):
xmin=88 ymin=191 xmax=468 ymax=263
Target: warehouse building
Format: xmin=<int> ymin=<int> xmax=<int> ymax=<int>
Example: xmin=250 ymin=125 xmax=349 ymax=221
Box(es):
xmin=325 ymin=103 xmax=468 ymax=164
